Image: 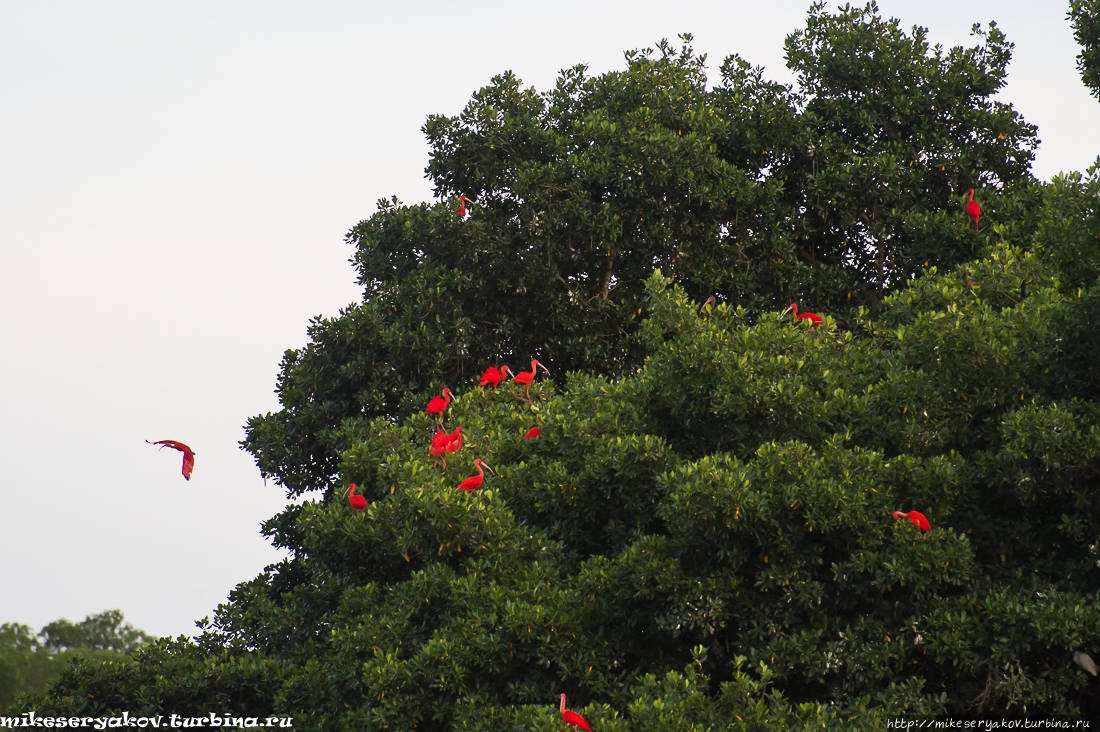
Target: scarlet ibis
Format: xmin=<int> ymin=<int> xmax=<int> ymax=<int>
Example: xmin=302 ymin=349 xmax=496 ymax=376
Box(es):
xmin=146 ymin=440 xmax=195 ymax=480
xmin=892 ymin=510 xmax=930 ymax=532
xmin=456 ymin=459 xmax=494 ymax=492
xmin=966 ymin=189 xmax=980 ymax=230
xmin=560 ymin=694 xmax=590 ymax=731
xmin=426 ymin=388 xmax=455 ymax=420
xmin=343 ymin=483 xmax=368 ymax=513
xmin=514 ymin=359 xmax=551 ymax=402
xmin=784 ymin=303 xmax=823 ymax=327
xmin=444 ymin=427 xmax=464 ymax=454
xmin=479 ymin=365 xmax=514 ymax=388
xmin=430 ymin=430 xmax=449 ymax=468
xmin=456 ymin=195 xmax=472 ymax=217
xmin=430 ymin=427 xmax=464 ymax=468
xmin=524 ymin=426 xmax=542 ymax=439
xmin=1074 ymin=651 xmax=1098 ymax=676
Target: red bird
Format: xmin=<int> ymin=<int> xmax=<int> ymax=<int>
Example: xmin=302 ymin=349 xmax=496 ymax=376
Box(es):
xmin=456 ymin=195 xmax=472 ymax=217
xmin=893 ymin=510 xmax=930 ymax=532
xmin=430 ymin=430 xmax=450 ymax=468
xmin=524 ymin=426 xmax=542 ymax=439
xmin=966 ymin=189 xmax=981 ymax=230
xmin=560 ymin=694 xmax=590 ymax=731
xmin=479 ymin=365 xmax=514 ymax=388
xmin=430 ymin=427 xmax=465 ymax=468
xmin=426 ymin=388 xmax=455 ymax=420
xmin=456 ymin=459 xmax=494 ymax=492
xmin=513 ymin=359 xmax=551 ymax=402
xmin=445 ymin=427 xmax=464 ymax=454
xmin=146 ymin=440 xmax=195 ymax=480
xmin=344 ymin=483 xmax=368 ymax=513
xmin=784 ymin=303 xmax=823 ymax=327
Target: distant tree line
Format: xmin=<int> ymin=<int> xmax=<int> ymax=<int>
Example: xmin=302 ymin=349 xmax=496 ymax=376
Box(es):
xmin=0 ymin=611 xmax=153 ymax=709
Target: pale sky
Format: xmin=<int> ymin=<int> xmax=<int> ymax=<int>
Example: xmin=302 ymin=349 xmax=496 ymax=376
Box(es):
xmin=2 ymin=1 xmax=1097 ymax=641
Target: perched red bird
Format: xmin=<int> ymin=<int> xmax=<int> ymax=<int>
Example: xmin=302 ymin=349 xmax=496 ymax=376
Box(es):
xmin=430 ymin=427 xmax=465 ymax=468
xmin=426 ymin=388 xmax=455 ymax=420
xmin=966 ymin=189 xmax=981 ymax=230
xmin=524 ymin=426 xmax=542 ymax=439
xmin=456 ymin=459 xmax=494 ymax=492
xmin=343 ymin=484 xmax=368 ymax=513
xmin=456 ymin=195 xmax=472 ymax=217
xmin=430 ymin=430 xmax=450 ymax=468
xmin=445 ymin=427 xmax=464 ymax=454
xmin=560 ymin=694 xmax=590 ymax=731
xmin=893 ymin=510 xmax=931 ymax=532
xmin=513 ymin=359 xmax=551 ymax=402
xmin=784 ymin=303 xmax=822 ymax=327
xmin=146 ymin=440 xmax=195 ymax=480
xmin=479 ymin=365 xmax=514 ymax=388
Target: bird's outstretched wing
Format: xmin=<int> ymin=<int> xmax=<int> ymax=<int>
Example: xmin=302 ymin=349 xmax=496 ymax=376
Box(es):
xmin=147 ymin=439 xmax=196 ymax=480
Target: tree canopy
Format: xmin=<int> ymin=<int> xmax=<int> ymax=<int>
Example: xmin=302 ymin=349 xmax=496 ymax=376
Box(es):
xmin=1071 ymin=0 xmax=1100 ymax=98
xmin=14 ymin=2 xmax=1100 ymax=728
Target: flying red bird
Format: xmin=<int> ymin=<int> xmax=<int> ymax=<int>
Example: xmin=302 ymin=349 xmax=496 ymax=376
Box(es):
xmin=478 ymin=365 xmax=514 ymax=388
xmin=146 ymin=440 xmax=195 ymax=480
xmin=893 ymin=510 xmax=930 ymax=532
xmin=966 ymin=189 xmax=981 ymax=230
xmin=513 ymin=359 xmax=551 ymax=402
xmin=456 ymin=459 xmax=494 ymax=492
xmin=524 ymin=426 xmax=542 ymax=439
xmin=559 ymin=694 xmax=590 ymax=731
xmin=426 ymin=388 xmax=455 ymax=420
xmin=344 ymin=483 xmax=368 ymax=513
xmin=456 ymin=194 xmax=472 ymax=217
xmin=784 ymin=303 xmax=822 ymax=327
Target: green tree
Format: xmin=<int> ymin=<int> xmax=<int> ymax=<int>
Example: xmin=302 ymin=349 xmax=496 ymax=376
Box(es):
xmin=244 ymin=3 xmax=1037 ymax=499
xmin=16 ymin=4 xmax=1100 ymax=728
xmin=1071 ymin=0 xmax=1100 ymax=98
xmin=0 ymin=611 xmax=154 ymax=710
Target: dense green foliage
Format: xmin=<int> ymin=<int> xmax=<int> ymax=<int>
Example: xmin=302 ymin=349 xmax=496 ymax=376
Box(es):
xmin=15 ymin=2 xmax=1100 ymax=728
xmin=242 ymin=2 xmax=1037 ymax=498
xmin=1071 ymin=0 xmax=1100 ymax=98
xmin=0 ymin=611 xmax=153 ymax=709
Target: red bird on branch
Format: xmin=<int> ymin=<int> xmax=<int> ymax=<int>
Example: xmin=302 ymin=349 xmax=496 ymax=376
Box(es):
xmin=430 ymin=430 xmax=449 ymax=468
xmin=784 ymin=303 xmax=823 ymax=327
xmin=966 ymin=189 xmax=981 ymax=230
xmin=426 ymin=388 xmax=455 ymax=421
xmin=893 ymin=510 xmax=931 ymax=532
xmin=560 ymin=694 xmax=591 ymax=731
xmin=430 ymin=427 xmax=465 ymax=468
xmin=479 ymin=365 xmax=514 ymax=388
xmin=445 ymin=427 xmax=465 ymax=455
xmin=146 ymin=440 xmax=195 ymax=480
xmin=514 ymin=359 xmax=551 ymax=402
xmin=456 ymin=195 xmax=472 ymax=217
xmin=343 ymin=484 xmax=368 ymax=513
xmin=456 ymin=459 xmax=494 ymax=492
xmin=524 ymin=426 xmax=542 ymax=439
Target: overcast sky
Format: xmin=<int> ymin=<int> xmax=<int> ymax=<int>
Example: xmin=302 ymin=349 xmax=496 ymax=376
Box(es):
xmin=2 ymin=1 xmax=1097 ymax=641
